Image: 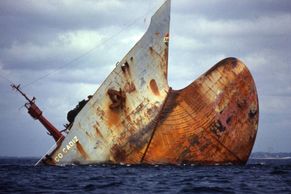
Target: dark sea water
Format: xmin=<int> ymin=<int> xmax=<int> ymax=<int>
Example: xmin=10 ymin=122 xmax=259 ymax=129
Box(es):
xmin=0 ymin=158 xmax=290 ymax=193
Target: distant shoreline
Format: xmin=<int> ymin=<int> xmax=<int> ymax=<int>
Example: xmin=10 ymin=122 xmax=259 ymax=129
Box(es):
xmin=250 ymin=152 xmax=291 ymax=159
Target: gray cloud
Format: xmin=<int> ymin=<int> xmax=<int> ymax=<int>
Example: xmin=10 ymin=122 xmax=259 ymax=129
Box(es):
xmin=174 ymin=0 xmax=291 ymax=20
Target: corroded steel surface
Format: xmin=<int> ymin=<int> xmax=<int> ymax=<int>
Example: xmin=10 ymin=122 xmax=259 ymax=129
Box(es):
xmin=143 ymin=58 xmax=259 ymax=165
xmin=38 ymin=0 xmax=259 ymax=166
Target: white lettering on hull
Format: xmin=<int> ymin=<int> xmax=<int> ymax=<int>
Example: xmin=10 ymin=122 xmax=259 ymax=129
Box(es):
xmin=55 ymin=136 xmax=79 ymax=162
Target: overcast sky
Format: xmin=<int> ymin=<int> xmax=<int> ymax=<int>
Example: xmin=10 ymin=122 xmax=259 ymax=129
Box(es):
xmin=0 ymin=0 xmax=290 ymax=157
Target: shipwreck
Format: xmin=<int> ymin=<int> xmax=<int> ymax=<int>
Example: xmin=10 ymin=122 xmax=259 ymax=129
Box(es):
xmin=12 ymin=0 xmax=259 ymax=165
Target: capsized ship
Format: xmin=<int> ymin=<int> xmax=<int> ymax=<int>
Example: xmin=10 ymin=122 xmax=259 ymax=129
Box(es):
xmin=12 ymin=0 xmax=259 ymax=165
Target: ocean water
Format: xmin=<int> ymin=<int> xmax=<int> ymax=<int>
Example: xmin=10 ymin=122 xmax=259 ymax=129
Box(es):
xmin=0 ymin=158 xmax=290 ymax=193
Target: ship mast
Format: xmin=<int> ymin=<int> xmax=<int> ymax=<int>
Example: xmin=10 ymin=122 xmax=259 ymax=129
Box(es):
xmin=11 ymin=84 xmax=64 ymax=142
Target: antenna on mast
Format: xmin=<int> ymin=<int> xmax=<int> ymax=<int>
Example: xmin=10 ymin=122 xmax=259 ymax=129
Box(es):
xmin=11 ymin=84 xmax=64 ymax=142
xmin=11 ymin=84 xmax=35 ymax=104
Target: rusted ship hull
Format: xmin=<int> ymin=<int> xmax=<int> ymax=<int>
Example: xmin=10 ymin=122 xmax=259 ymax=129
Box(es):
xmin=143 ymin=58 xmax=259 ymax=165
xmin=30 ymin=0 xmax=258 ymax=166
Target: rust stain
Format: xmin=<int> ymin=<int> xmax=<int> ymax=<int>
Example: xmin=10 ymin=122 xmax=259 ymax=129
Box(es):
xmin=107 ymin=109 xmax=120 ymax=128
xmin=112 ymin=146 xmax=127 ymax=162
xmin=124 ymin=82 xmax=136 ymax=93
xmin=96 ymin=107 xmax=105 ymax=118
xmin=149 ymin=79 xmax=160 ymax=96
xmin=146 ymin=105 xmax=159 ymax=117
xmin=94 ymin=124 xmax=104 ymax=139
xmin=163 ymin=48 xmax=168 ymax=79
xmin=76 ymin=142 xmax=89 ymax=160
xmin=111 ymin=116 xmax=158 ymax=163
xmin=149 ymin=46 xmax=163 ymax=60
